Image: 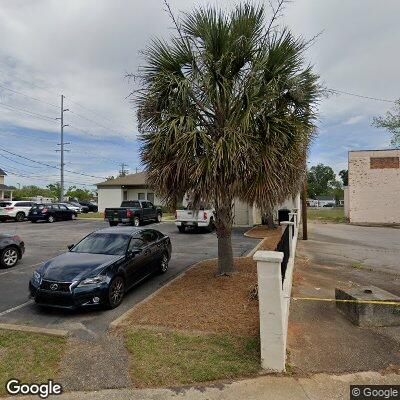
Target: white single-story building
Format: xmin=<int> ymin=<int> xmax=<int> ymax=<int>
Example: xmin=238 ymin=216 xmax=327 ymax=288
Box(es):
xmin=97 ymin=172 xmax=301 ymax=227
xmin=345 ymin=149 xmax=400 ymax=224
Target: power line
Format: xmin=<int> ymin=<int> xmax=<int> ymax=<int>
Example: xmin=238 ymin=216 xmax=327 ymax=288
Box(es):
xmin=330 ymin=89 xmax=396 ymax=104
xmin=0 ymin=102 xmax=57 ymax=122
xmin=0 ymin=146 xmax=106 ymax=180
xmin=0 ymin=153 xmax=44 ymax=169
xmin=65 ymin=96 xmax=132 ymax=132
xmin=0 ymin=83 xmax=59 ymax=108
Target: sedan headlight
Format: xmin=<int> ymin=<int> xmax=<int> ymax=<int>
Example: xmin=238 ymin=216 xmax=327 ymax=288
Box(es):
xmin=32 ymin=270 xmax=42 ymax=284
xmin=78 ymin=275 xmax=107 ymax=286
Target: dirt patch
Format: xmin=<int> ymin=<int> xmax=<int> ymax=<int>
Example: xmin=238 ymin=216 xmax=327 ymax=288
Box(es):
xmin=245 ymin=225 xmax=282 ymax=239
xmin=119 ymin=229 xmax=281 ymax=337
xmin=122 ymin=257 xmax=259 ymax=336
xmin=118 ymin=229 xmax=280 ymax=336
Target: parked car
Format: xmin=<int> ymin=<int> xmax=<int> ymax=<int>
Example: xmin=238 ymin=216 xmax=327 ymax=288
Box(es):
xmin=79 ymin=200 xmax=98 ymax=213
xmin=104 ymin=200 xmax=162 ymax=227
xmin=59 ymin=202 xmax=81 ymax=214
xmin=28 ymin=203 xmax=77 ymax=223
xmin=175 ymin=203 xmax=215 ymax=232
xmin=0 ymin=201 xmax=35 ymax=222
xmin=29 ymin=226 xmax=171 ymax=309
xmin=0 ymin=233 xmax=25 ymax=268
xmin=68 ymin=201 xmax=89 ymax=213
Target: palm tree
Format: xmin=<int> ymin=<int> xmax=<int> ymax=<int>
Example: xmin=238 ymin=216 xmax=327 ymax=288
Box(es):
xmin=134 ymin=2 xmax=322 ymax=275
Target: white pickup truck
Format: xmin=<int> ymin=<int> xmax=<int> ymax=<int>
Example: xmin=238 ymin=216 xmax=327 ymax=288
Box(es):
xmin=175 ymin=204 xmax=215 ymax=233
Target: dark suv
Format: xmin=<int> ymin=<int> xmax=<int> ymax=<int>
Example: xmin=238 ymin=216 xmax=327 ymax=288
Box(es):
xmin=78 ymin=200 xmax=98 ymax=212
xmin=28 ymin=203 xmax=77 ymax=223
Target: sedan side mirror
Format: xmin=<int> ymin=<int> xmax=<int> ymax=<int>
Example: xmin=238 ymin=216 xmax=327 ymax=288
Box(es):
xmin=68 ymin=244 xmax=75 ymax=251
xmin=126 ymin=249 xmax=141 ymax=258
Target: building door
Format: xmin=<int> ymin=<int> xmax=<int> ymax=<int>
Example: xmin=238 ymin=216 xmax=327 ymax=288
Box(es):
xmin=233 ymin=199 xmax=250 ymax=226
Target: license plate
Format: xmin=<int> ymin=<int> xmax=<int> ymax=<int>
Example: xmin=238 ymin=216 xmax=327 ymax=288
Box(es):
xmin=33 ymin=211 xmax=37 ymax=215
xmin=114 ymin=218 xmax=119 ymax=221
xmin=186 ymin=222 xmax=194 ymax=226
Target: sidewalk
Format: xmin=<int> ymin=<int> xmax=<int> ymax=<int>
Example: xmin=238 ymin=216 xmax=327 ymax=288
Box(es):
xmin=6 ymin=371 xmax=400 ymax=400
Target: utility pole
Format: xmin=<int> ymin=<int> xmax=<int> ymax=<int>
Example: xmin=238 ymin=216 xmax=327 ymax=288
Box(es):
xmin=119 ymin=163 xmax=128 ymax=177
xmin=56 ymin=95 xmax=69 ymax=202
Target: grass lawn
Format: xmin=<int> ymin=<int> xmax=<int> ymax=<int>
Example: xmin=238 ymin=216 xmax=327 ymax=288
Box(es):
xmin=307 ymin=207 xmax=346 ymax=223
xmin=125 ymin=328 xmax=260 ymax=387
xmin=78 ymin=212 xmax=104 ymax=219
xmin=0 ymin=330 xmax=66 ymax=395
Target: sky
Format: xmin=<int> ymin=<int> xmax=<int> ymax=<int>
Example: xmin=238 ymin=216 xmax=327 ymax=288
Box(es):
xmin=0 ymin=0 xmax=399 ymax=189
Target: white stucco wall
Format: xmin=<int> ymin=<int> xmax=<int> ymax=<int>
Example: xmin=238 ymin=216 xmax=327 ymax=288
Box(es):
xmin=125 ymin=188 xmax=164 ymax=205
xmin=349 ymin=150 xmax=400 ymax=224
xmin=97 ymin=187 xmax=122 ymax=212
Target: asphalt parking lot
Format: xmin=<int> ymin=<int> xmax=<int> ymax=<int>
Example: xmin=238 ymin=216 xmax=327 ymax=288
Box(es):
xmin=0 ymin=219 xmax=259 ymax=338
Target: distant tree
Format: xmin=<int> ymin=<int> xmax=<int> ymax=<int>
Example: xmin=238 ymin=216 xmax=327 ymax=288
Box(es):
xmin=46 ymin=182 xmax=62 ymax=200
xmin=339 ymin=169 xmax=348 ymax=186
xmin=13 ymin=185 xmax=53 ymax=200
xmin=307 ymin=164 xmax=337 ymax=198
xmin=372 ymin=99 xmax=400 ymax=147
xmin=105 ymin=176 xmax=115 ymax=181
xmin=65 ymin=186 xmax=94 ymax=201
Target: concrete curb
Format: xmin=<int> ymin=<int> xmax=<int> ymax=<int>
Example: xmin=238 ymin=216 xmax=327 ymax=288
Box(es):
xmin=0 ymin=323 xmax=68 ymax=337
xmin=109 ymin=257 xmax=218 ymax=329
xmin=243 ymin=225 xmax=263 ymax=238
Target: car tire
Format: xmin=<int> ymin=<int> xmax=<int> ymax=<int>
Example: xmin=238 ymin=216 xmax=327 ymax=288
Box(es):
xmin=31 ymin=220 xmax=37 ymax=223
xmin=109 ymin=221 xmax=118 ymax=227
xmin=178 ymin=226 xmax=186 ymax=233
xmin=15 ymin=212 xmax=25 ymax=222
xmin=1 ymin=246 xmax=19 ymax=268
xmin=206 ymin=218 xmax=215 ymax=232
xmin=156 ymin=213 xmax=162 ymax=223
xmin=133 ymin=217 xmax=140 ymax=227
xmin=106 ymin=276 xmax=125 ymax=309
xmin=71 ymin=213 xmax=76 ymax=220
xmin=158 ymin=253 xmax=169 ymax=274
xmin=47 ymin=215 xmax=55 ymax=223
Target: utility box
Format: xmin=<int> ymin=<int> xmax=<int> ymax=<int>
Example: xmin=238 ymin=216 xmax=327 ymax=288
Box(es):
xmin=335 ymin=286 xmax=400 ymax=327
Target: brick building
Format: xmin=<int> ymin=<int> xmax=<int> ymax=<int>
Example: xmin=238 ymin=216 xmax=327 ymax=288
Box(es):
xmin=344 ymin=149 xmax=400 ymax=224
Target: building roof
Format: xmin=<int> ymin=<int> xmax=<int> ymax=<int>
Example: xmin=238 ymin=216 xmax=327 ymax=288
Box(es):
xmin=0 ymin=168 xmax=7 ymax=176
xmin=0 ymin=184 xmax=14 ymax=190
xmin=97 ymin=171 xmax=148 ymax=187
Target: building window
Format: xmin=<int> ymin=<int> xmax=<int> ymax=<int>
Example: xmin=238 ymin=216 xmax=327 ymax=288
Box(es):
xmin=147 ymin=192 xmax=155 ymax=203
xmin=123 ymin=190 xmax=128 ymax=201
xmin=370 ymin=157 xmax=399 ymax=169
xmin=138 ymin=193 xmax=145 ymax=200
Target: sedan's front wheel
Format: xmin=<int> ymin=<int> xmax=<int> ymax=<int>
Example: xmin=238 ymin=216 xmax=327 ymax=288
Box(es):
xmin=106 ymin=276 xmax=125 ymax=309
xmin=1 ymin=246 xmax=19 ymax=268
xmin=159 ymin=253 xmax=169 ymax=274
xmin=133 ymin=217 xmax=140 ymax=227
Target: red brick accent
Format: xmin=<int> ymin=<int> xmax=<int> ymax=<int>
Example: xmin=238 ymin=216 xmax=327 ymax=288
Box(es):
xmin=370 ymin=157 xmax=399 ymax=169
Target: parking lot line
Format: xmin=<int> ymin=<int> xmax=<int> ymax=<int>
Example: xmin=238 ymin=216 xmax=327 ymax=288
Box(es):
xmin=0 ymin=299 xmax=33 ymax=317
xmin=0 ymin=261 xmax=43 ymax=276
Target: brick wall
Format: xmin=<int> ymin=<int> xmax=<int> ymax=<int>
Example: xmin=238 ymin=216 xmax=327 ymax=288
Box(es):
xmin=349 ymin=150 xmax=400 ymax=224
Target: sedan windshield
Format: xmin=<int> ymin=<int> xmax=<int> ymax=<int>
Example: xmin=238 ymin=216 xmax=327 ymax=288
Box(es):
xmin=71 ymin=233 xmax=130 ymax=255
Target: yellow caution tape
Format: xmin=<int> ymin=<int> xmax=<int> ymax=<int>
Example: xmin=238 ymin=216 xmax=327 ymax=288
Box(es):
xmin=292 ymin=297 xmax=400 ymax=306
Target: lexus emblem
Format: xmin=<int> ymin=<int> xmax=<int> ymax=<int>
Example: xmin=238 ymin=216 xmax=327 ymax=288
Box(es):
xmin=50 ymin=283 xmax=58 ymax=291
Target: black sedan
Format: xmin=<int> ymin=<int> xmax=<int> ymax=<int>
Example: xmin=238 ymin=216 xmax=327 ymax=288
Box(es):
xmin=28 ymin=203 xmax=77 ymax=223
xmin=0 ymin=234 xmax=25 ymax=268
xmin=29 ymin=226 xmax=171 ymax=309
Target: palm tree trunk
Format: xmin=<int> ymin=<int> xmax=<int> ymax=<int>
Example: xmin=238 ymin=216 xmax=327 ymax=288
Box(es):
xmin=215 ymin=198 xmax=235 ymax=275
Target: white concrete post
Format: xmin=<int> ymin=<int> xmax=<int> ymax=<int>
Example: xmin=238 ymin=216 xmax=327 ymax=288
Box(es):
xmin=253 ymin=250 xmax=286 ymax=372
xmin=280 ymin=221 xmax=294 ymax=258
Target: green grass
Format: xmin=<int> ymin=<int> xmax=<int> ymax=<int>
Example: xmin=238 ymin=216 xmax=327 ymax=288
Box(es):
xmin=307 ymin=207 xmax=346 ymax=223
xmin=77 ymin=212 xmax=104 ymax=219
xmin=0 ymin=330 xmax=66 ymax=395
xmin=125 ymin=328 xmax=260 ymax=387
